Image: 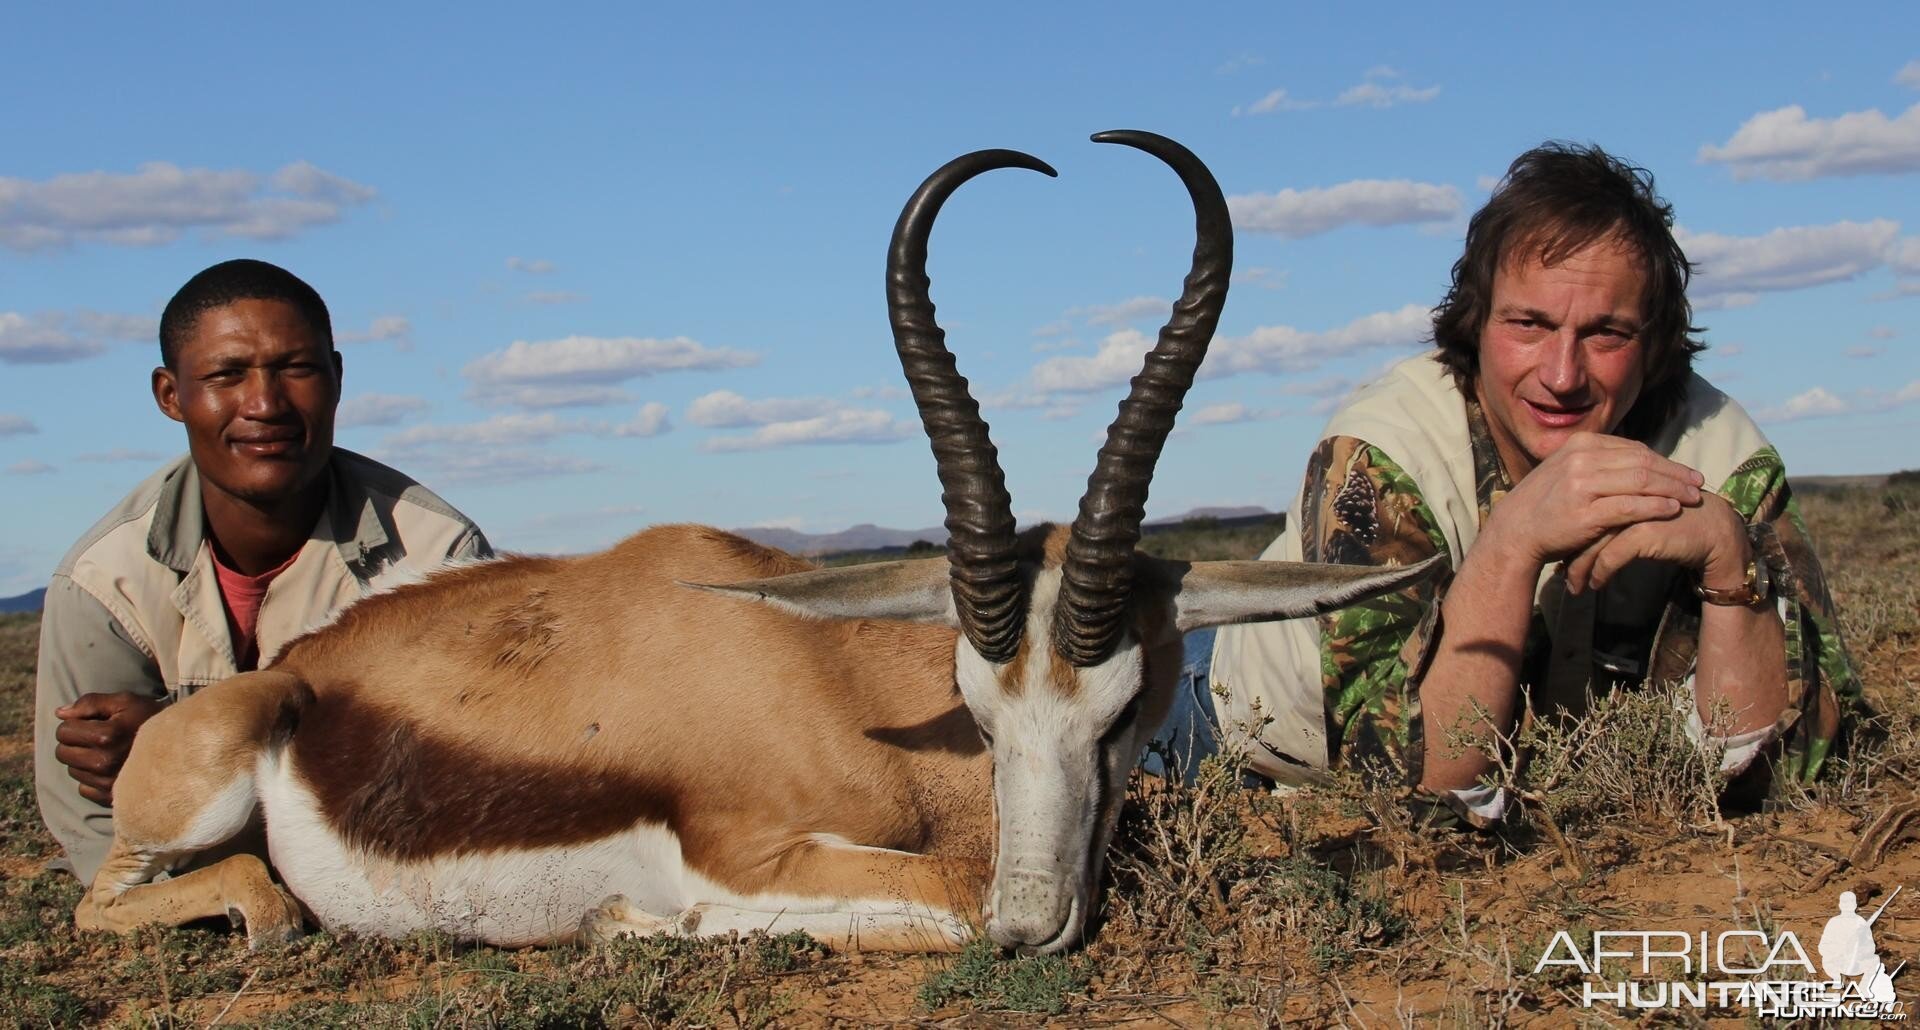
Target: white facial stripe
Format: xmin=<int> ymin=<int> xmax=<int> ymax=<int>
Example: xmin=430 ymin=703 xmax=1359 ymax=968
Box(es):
xmin=953 ymin=564 xmax=1165 ymax=951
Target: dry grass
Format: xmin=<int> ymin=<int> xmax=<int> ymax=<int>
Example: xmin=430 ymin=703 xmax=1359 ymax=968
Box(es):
xmin=0 ymin=482 xmax=1914 ymax=1025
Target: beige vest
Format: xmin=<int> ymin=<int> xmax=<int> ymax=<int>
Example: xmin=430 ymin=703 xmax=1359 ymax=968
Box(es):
xmin=1210 ymin=353 xmax=1771 ymax=773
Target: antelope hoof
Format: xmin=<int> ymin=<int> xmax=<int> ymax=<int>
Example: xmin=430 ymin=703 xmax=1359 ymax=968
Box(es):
xmin=582 ymin=894 xmax=679 ymax=941
xmin=237 ymin=886 xmax=306 ymax=951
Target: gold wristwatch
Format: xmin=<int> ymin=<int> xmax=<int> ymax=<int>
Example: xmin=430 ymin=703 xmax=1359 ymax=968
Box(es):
xmin=1695 ymin=549 xmax=1772 ymax=608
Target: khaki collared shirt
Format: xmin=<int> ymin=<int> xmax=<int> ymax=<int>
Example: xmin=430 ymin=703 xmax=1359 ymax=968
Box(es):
xmin=34 ymin=449 xmax=490 ymax=882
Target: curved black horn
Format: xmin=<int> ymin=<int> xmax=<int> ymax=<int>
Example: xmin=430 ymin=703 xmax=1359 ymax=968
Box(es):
xmin=889 ymin=149 xmax=1057 ymax=665
xmin=1054 ymin=130 xmax=1232 ymax=667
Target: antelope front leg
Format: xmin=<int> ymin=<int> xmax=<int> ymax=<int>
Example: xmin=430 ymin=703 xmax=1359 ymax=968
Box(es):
xmin=73 ymin=670 xmax=311 ymax=949
xmin=584 ymin=840 xmax=984 ymax=952
xmin=77 ymin=845 xmax=303 ymax=950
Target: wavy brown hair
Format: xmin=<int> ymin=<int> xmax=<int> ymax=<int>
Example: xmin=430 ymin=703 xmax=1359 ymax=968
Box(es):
xmin=1431 ymin=142 xmax=1704 ymax=440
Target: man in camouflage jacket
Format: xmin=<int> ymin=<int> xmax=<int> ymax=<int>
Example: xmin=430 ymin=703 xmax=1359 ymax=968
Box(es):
xmin=1209 ymin=144 xmax=1858 ymax=824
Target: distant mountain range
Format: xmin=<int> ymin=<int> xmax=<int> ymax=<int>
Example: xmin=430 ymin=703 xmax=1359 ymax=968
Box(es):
xmin=0 ymin=588 xmax=45 ymax=613
xmin=727 ymin=506 xmax=1275 ymax=556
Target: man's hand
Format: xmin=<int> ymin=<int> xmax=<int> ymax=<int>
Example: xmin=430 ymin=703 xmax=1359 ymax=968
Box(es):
xmin=53 ymin=692 xmax=164 ymax=805
xmin=1564 ymin=491 xmax=1751 ymax=595
xmin=1482 ymin=432 xmax=1705 ymax=567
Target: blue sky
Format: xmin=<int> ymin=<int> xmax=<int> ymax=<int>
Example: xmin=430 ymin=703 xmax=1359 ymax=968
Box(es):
xmin=2 ymin=5 xmax=1917 ymax=597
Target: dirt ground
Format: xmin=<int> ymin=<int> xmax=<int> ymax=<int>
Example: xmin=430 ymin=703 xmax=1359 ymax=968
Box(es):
xmin=2 ymin=482 xmax=1916 ymax=1027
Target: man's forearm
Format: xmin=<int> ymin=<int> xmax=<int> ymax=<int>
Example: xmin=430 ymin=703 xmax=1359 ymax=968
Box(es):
xmin=1694 ymin=599 xmax=1789 ymax=739
xmin=1417 ymin=529 xmax=1542 ymax=793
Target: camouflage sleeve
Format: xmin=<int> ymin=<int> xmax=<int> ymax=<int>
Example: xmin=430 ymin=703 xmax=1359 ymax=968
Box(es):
xmin=1716 ymin=446 xmax=1861 ymax=781
xmin=1299 ymin=436 xmax=1449 ymax=784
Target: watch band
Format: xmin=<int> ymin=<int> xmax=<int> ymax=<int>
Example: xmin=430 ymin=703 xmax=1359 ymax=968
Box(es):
xmin=1696 ymin=550 xmax=1771 ymax=608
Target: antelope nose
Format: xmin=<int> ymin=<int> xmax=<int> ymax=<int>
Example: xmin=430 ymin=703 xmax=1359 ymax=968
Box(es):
xmin=986 ymin=869 xmax=1077 ymax=951
xmin=987 ymin=912 xmax=1069 ymax=952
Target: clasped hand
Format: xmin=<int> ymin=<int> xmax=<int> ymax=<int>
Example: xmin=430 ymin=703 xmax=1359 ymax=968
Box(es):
xmin=1483 ymin=433 xmax=1751 ymax=595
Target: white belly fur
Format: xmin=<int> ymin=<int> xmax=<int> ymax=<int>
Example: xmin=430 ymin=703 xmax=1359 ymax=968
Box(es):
xmin=257 ymin=751 xmax=690 ymax=946
xmin=256 ymin=750 xmax=963 ymax=947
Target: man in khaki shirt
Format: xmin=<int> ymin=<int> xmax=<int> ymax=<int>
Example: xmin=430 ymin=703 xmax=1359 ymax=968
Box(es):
xmin=35 ymin=259 xmax=490 ymax=883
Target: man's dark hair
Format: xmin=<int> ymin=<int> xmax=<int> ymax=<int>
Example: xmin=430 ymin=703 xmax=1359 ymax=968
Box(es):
xmin=1431 ymin=142 xmax=1704 ymax=439
xmin=158 ymin=259 xmax=334 ymax=369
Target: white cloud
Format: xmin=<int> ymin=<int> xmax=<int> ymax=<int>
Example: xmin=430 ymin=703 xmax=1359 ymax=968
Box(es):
xmin=1896 ymin=61 xmax=1920 ymax=90
xmin=5 ymin=459 xmax=53 ymax=475
xmin=1758 ymin=386 xmax=1850 ymax=422
xmin=1870 ymin=325 xmax=1899 ymax=340
xmin=392 ymin=448 xmax=603 ymax=486
xmin=1696 ymin=292 xmax=1760 ymax=312
xmin=1029 ymin=304 xmax=1429 ymax=395
xmin=980 ymin=390 xmax=1057 ymax=411
xmin=701 ymin=408 xmax=915 ymax=452
xmin=686 ymin=390 xmax=839 ymax=428
xmin=385 ymin=405 xmax=673 ymax=450
xmin=0 ymin=161 xmax=375 ymax=250
xmin=463 ymin=335 xmax=758 ymax=387
xmin=272 ymin=161 xmax=376 ymax=205
xmin=613 ymin=402 xmax=670 ymax=438
xmin=1228 ymin=180 xmax=1461 ymax=238
xmin=1754 ymin=381 xmax=1920 ymax=423
xmin=0 ymin=312 xmax=104 ymax=363
xmin=525 ymin=291 xmax=587 ymax=305
xmin=336 ymin=393 xmax=429 ymax=428
xmin=1234 ymin=89 xmax=1314 ymax=116
xmin=1334 ymin=81 xmax=1441 ymax=108
xmin=1678 ymin=220 xmax=1901 ymax=302
xmin=1031 ymin=329 xmax=1159 ymax=393
xmin=1189 ymin=402 xmax=1272 ymax=426
xmin=386 ymin=413 xmax=593 ymax=449
xmin=470 ymin=384 xmax=634 ymax=410
xmin=337 ymin=314 xmax=410 ymax=344
xmin=1892 ymin=236 xmax=1920 ymax=276
xmin=1234 ymin=68 xmax=1439 ymax=116
xmin=849 ymin=385 xmax=908 ymax=401
xmin=1846 ymin=346 xmax=1882 ymax=359
xmin=74 ymin=448 xmax=166 ymax=463
xmin=1210 ymin=304 xmax=1432 ymax=378
xmin=72 ymin=311 xmax=155 ymax=340
xmin=1698 ymin=102 xmax=1920 ymax=180
xmin=1232 ymin=267 xmax=1288 ymax=290
xmin=0 ymin=414 xmax=36 ymax=436
xmin=1075 ymin=296 xmax=1170 ymax=327
xmin=0 ymin=309 xmax=153 ymax=364
xmin=1712 ymin=343 xmax=1745 ymax=358
xmin=506 ymin=257 xmax=555 ymax=275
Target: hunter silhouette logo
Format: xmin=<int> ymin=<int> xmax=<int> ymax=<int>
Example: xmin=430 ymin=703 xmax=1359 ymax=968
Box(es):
xmin=1821 ymin=888 xmax=1902 ymax=1006
xmin=1533 ymin=885 xmax=1907 ymax=1019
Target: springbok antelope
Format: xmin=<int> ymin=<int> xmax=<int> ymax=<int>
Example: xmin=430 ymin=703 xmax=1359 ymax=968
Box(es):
xmin=75 ymin=130 xmax=1438 ymax=955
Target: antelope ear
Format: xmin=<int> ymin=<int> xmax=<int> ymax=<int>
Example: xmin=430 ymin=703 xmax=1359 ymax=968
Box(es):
xmin=1156 ymin=554 xmax=1445 ymax=633
xmin=681 ymin=557 xmax=959 ymax=625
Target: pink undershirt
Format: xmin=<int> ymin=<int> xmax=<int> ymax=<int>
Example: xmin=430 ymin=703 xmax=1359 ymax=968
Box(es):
xmin=211 ymin=548 xmax=300 ymax=671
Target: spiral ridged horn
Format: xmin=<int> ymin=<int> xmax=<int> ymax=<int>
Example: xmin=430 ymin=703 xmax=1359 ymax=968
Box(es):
xmin=889 ymin=149 xmax=1058 ymax=665
xmin=1053 ymin=130 xmax=1233 ymax=666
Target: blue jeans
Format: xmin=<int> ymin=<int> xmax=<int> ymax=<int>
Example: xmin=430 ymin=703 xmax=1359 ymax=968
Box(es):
xmin=1140 ymin=628 xmax=1224 ymax=781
